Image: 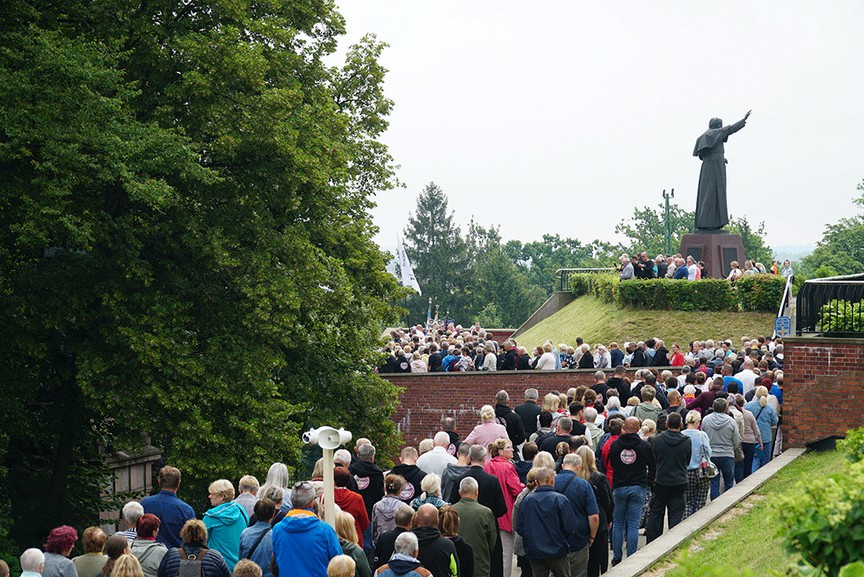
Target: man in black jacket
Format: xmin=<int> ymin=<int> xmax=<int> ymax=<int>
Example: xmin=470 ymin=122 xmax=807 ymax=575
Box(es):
xmin=390 ymin=446 xmax=426 ymax=503
xmin=374 ymin=504 xmax=415 ymax=569
xmin=427 ymin=343 xmax=443 ymax=372
xmin=349 ymin=443 xmax=384 ymax=557
xmin=413 ymin=505 xmax=459 ymax=577
xmin=609 ymin=417 xmax=656 ymax=565
xmin=607 ymin=365 xmax=629 ymax=400
xmin=494 ymin=390 xmax=526 ymax=448
xmin=514 ymin=388 xmax=541 ymax=439
xmin=646 ymin=412 xmax=691 ymax=543
xmin=499 ymin=341 xmax=518 ymax=370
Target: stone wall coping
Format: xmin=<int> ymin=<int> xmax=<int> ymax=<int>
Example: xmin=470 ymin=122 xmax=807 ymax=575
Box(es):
xmin=784 ymin=336 xmax=864 ymax=345
xmin=382 ymin=367 xmax=681 ymax=378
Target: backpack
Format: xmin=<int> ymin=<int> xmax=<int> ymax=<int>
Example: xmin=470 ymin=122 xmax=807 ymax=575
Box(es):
xmin=177 ymin=547 xmax=208 ymax=577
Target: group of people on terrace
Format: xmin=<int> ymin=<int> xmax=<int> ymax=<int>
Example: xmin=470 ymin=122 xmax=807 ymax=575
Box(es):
xmin=618 ymin=251 xmax=793 ymax=281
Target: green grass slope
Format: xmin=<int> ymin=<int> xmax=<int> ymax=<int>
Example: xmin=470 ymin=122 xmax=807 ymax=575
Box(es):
xmin=514 ymin=295 xmax=778 ymax=350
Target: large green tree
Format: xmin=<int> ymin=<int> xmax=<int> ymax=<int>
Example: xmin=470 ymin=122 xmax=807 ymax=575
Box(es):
xmin=403 ymin=182 xmax=471 ymax=322
xmin=504 ymin=235 xmax=618 ymax=295
xmin=799 ymin=181 xmax=864 ymax=278
xmin=0 ymin=0 xmax=403 ymax=551
xmin=615 ymin=202 xmax=693 ymax=257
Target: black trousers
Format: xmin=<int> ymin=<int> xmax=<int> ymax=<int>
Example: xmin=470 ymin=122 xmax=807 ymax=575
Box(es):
xmin=587 ymin=528 xmax=608 ymax=577
xmin=645 ymin=483 xmax=687 ymax=543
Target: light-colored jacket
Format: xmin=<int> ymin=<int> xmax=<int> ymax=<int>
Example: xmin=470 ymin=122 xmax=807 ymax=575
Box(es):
xmin=701 ymin=412 xmax=741 ymax=458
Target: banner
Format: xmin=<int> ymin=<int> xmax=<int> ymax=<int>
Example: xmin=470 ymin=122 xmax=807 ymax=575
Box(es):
xmin=396 ymin=232 xmax=422 ymax=295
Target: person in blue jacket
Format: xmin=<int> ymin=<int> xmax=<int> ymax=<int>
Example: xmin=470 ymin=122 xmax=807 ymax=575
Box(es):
xmin=272 ymin=481 xmax=342 ymax=577
xmin=515 ymin=467 xmax=578 ymax=577
xmin=203 ymin=479 xmax=250 ymax=572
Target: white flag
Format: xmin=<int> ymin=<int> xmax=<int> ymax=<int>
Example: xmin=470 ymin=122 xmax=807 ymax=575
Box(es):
xmin=396 ymin=232 xmax=422 ymax=295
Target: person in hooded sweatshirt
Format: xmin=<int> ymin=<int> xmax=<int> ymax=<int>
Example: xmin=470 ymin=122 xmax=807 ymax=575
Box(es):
xmin=272 ymin=481 xmax=341 ymax=577
xmin=411 ymin=505 xmax=459 ymax=577
xmin=645 ymin=412 xmax=691 ymax=543
xmin=376 ymin=532 xmax=431 ymax=577
xmin=203 ymin=479 xmax=250 ymax=572
xmin=390 ymin=447 xmax=427 ymax=503
xmin=701 ymin=397 xmax=741 ymax=500
xmin=373 ymin=475 xmax=409 ymax=541
xmin=608 ymin=417 xmax=656 ymax=566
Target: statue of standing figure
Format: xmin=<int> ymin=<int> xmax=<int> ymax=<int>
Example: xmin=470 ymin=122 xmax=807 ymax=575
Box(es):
xmin=693 ymin=110 xmax=751 ymax=231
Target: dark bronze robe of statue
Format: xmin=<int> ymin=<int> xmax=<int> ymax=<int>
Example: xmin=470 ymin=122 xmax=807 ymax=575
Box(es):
xmin=693 ymin=114 xmax=749 ymax=230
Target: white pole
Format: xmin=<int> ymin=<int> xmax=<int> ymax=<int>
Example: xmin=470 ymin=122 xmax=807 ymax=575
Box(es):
xmin=322 ymin=448 xmax=336 ymax=528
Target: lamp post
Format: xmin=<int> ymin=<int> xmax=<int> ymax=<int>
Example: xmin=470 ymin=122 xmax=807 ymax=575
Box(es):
xmin=662 ymin=189 xmax=675 ymax=255
xmin=302 ymin=426 xmax=352 ymax=527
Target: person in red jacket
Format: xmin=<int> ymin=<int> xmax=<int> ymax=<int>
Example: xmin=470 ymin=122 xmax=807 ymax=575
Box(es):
xmin=333 ymin=467 xmax=370 ymax=548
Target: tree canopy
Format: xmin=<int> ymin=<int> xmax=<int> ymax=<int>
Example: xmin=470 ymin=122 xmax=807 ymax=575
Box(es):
xmin=798 ymin=180 xmax=864 ymax=278
xmin=0 ymin=0 xmax=404 ymax=552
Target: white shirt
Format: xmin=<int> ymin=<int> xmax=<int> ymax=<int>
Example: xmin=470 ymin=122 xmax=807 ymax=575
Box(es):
xmin=737 ymin=369 xmax=759 ymax=395
xmin=535 ymin=352 xmax=557 ymax=371
xmin=687 ymin=264 xmax=698 ymax=281
xmin=416 ymin=446 xmax=457 ymax=478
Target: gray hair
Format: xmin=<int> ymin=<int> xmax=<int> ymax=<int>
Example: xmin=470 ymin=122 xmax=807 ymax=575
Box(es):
xmin=562 ymin=453 xmax=583 ymax=468
xmin=459 ymin=476 xmax=479 ymax=495
xmin=20 ymin=549 xmax=45 ymax=572
xmin=123 ymin=501 xmax=144 ymax=524
xmin=433 ymin=431 xmax=450 ymax=446
xmin=607 ymin=396 xmax=622 ymax=410
xmin=334 ymin=449 xmax=352 ymax=467
xmin=557 ymin=416 xmax=573 ymax=433
xmin=468 ymin=444 xmax=488 ymax=463
xmin=261 ymin=485 xmax=284 ymax=504
xmin=495 ymin=390 xmax=509 ymax=404
xmin=583 ymin=407 xmax=598 ymax=423
xmin=291 ymin=481 xmax=317 ymax=509
xmin=394 ymin=531 xmax=419 ymax=557
xmin=524 ymin=388 xmax=538 ymax=400
xmin=357 ymin=444 xmax=376 ymax=460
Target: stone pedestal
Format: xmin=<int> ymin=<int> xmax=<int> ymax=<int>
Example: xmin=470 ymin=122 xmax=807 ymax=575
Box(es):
xmin=680 ymin=232 xmax=745 ymax=279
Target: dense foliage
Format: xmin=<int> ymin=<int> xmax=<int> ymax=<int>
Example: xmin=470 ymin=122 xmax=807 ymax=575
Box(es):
xmin=797 ymin=181 xmax=864 ymax=279
xmin=0 ymin=0 xmax=405 ymax=553
xmin=570 ymin=273 xmax=784 ymax=312
xmin=777 ymin=430 xmax=864 ymax=577
xmin=817 ymin=299 xmax=864 ymax=333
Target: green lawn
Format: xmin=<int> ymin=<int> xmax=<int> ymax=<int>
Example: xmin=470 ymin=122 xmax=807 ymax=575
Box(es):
xmin=514 ymin=295 xmax=777 ymax=351
xmin=649 ymin=449 xmax=847 ymax=577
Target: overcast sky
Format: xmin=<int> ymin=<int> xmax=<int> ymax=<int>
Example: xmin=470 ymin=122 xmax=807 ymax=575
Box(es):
xmin=335 ymin=1 xmax=864 ymax=255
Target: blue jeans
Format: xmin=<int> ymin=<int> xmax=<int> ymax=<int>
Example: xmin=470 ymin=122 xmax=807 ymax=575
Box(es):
xmin=612 ymin=485 xmax=647 ymax=562
xmin=710 ymin=456 xmax=735 ymax=500
xmin=752 ymin=443 xmax=772 ymax=473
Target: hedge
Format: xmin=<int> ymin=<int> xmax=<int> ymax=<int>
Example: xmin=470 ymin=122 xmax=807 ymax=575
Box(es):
xmin=569 ymin=273 xmax=786 ymax=312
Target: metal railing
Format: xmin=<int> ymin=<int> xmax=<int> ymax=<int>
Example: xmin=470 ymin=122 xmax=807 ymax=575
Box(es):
xmin=796 ymin=273 xmax=864 ymax=337
xmin=556 ymin=268 xmax=616 ymax=292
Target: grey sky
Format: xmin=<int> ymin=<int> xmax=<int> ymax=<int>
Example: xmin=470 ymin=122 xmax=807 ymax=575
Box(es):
xmin=336 ymin=1 xmax=864 ymax=253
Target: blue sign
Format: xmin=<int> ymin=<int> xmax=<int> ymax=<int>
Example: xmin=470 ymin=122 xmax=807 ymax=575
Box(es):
xmin=774 ymin=316 xmax=792 ymax=337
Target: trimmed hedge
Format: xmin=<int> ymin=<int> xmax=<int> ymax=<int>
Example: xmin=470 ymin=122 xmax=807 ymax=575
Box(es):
xmin=569 ymin=272 xmax=786 ymax=312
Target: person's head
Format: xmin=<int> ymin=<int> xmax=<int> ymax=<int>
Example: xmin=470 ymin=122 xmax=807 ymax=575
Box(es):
xmin=291 ymin=480 xmax=317 ymax=509
xmin=641 ymin=385 xmax=656 ymax=402
xmin=641 ymin=419 xmax=657 ymax=438
xmin=666 ymin=412 xmax=683 ymax=431
xmin=414 ymin=504 xmax=439 ymax=528
xmin=433 ymin=431 xmax=450 ymax=448
xmin=442 ymin=417 xmax=456 ymax=432
xmin=20 ymin=549 xmax=45 ymax=574
xmin=456 ymin=442 xmax=471 ymax=464
xmin=334 ymin=449 xmax=352 ymax=468
xmin=480 ymin=404 xmax=496 ymax=423
xmin=326 ymin=556 xmax=356 ymax=577
xmin=542 ymin=393 xmax=560 ymax=413
xmin=400 ymin=446 xmax=419 ymax=465
xmin=357 ymin=443 xmax=376 ymax=462
xmin=45 ymin=526 xmax=78 ymax=555
xmin=157 ymin=466 xmax=182 ymax=490
xmin=208 ymin=479 xmax=235 ymax=506
xmin=468 ymin=444 xmax=487 ymax=465
xmin=111 ymin=554 xmax=144 ymax=577
xmin=81 ymin=526 xmax=107 ymax=554
xmin=334 ymin=511 xmax=358 ymax=544
xmin=623 ymin=417 xmax=641 ymax=434
xmin=487 ymin=438 xmax=514 ymax=459
xmin=495 ymin=390 xmax=510 ymax=406
xmin=538 ymin=411 xmax=553 ymax=429
xmin=384 ymin=474 xmax=407 ymax=497
xmin=394 ymin=531 xmax=419 ymax=558
xmin=238 ymin=475 xmax=259 ymax=495
xmin=557 ymin=416 xmax=573 ymax=434
xmin=713 ymin=398 xmax=729 ymax=414
xmin=524 ymin=388 xmax=539 ymax=402
xmin=420 ymin=474 xmax=442 ymax=498
xmin=122 ymin=501 xmax=144 ymax=529
xmin=234 ymin=560 xmax=264 ymax=577
xmin=104 ymin=535 xmax=129 ymax=561
xmin=260 ymin=485 xmax=284 ymax=507
xmin=561 ymin=453 xmax=582 ymax=473
xmin=755 ymin=385 xmax=769 ymax=407
xmin=584 ymin=406 xmax=598 ymax=424
xmin=0 ymin=560 xmax=7 ymax=577
xmin=333 ymin=466 xmax=351 ymax=488
xmin=180 ymin=519 xmax=208 ymax=546
xmin=458 ymin=475 xmax=480 ymax=500
xmin=667 ymin=389 xmax=681 ymax=406
xmin=685 ymin=410 xmax=702 ymax=427
xmin=607 ymin=396 xmax=621 ymax=411
xmin=136 ymin=514 xmax=161 ymax=540
xmin=575 ymin=445 xmax=596 ymax=479
xmin=534 ymin=467 xmax=556 ymax=486
xmin=394 ymin=504 xmax=415 ymax=529
xmin=522 ymin=442 xmax=538 ymax=462
xmin=253 ymin=498 xmax=277 ymax=524
xmin=533 ymin=451 xmax=556 ymax=470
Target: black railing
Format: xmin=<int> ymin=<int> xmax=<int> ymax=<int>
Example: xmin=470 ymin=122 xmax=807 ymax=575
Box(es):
xmin=796 ymin=273 xmax=864 ymax=337
xmin=556 ymin=268 xmax=616 ymax=291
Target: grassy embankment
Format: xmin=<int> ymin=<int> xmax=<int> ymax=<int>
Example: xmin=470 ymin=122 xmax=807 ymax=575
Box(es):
xmin=515 ymin=295 xmax=777 ymax=351
xmin=644 ymin=449 xmax=847 ymax=577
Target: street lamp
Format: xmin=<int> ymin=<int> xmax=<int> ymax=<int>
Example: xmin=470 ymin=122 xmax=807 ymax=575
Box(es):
xmin=662 ymin=189 xmax=675 ymax=255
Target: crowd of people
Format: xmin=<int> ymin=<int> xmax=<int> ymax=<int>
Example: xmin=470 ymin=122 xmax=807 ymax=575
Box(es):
xmin=617 ymin=251 xmax=794 ymax=282
xmin=10 ymin=335 xmax=784 ymax=577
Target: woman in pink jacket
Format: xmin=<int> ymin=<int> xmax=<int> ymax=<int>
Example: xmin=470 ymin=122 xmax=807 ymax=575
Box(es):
xmin=463 ymin=405 xmax=508 ymax=461
xmin=484 ymin=439 xmax=525 ymax=577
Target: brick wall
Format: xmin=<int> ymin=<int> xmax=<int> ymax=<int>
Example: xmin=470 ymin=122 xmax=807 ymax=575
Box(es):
xmin=783 ymin=337 xmax=864 ymax=448
xmin=382 ymin=368 xmax=675 ymax=447
xmin=485 ymin=329 xmax=516 ymax=342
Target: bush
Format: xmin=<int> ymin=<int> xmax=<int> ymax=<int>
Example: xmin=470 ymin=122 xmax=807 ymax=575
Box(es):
xmin=569 ymin=273 xmax=594 ymax=297
xmin=736 ymin=275 xmax=788 ymax=312
xmin=819 ymin=299 xmax=864 ymax=332
xmin=776 ymin=455 xmax=864 ymax=577
xmin=838 ymin=427 xmax=864 ymax=464
xmin=591 ymin=274 xmax=621 ymax=304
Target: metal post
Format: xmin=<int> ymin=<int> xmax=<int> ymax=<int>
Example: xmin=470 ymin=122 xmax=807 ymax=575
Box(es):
xmin=662 ymin=189 xmax=675 ymax=255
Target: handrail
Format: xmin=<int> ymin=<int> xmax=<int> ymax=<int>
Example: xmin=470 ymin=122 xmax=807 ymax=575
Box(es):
xmin=556 ymin=268 xmax=616 ymax=291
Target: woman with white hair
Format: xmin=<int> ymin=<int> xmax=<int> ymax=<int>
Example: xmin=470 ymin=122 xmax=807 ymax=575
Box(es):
xmin=20 ymin=549 xmax=45 ymax=577
xmin=578 ymin=344 xmax=594 ymax=369
xmin=534 ymin=343 xmax=557 ymax=371
xmin=594 ymin=345 xmax=611 ymax=369
xmin=258 ymin=463 xmax=292 ymax=513
xmin=203 ymin=479 xmax=249 ymax=571
xmin=410 ymin=474 xmax=449 ymax=510
xmin=744 ymin=386 xmax=779 ymax=472
xmin=463 ymin=405 xmax=509 ymax=459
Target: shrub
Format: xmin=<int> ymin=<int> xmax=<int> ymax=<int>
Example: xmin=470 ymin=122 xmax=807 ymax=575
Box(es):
xmin=838 ymin=427 xmax=864 ymax=464
xmin=819 ymin=299 xmax=864 ymax=333
xmin=591 ymin=274 xmax=620 ymax=304
xmin=617 ymin=279 xmax=735 ymax=311
xmin=736 ymin=275 xmax=788 ymax=312
xmin=568 ymin=273 xmax=594 ymax=297
xmin=775 ymin=461 xmax=864 ymax=577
